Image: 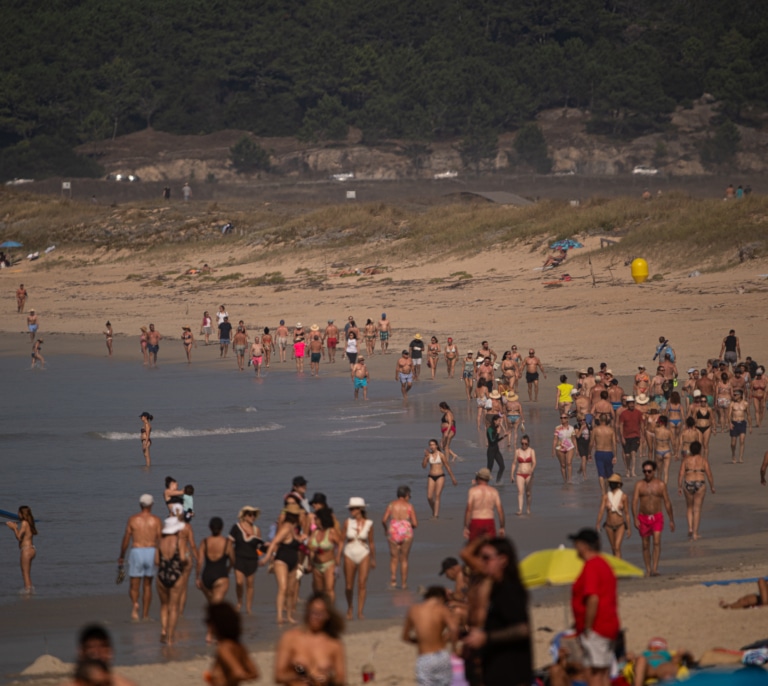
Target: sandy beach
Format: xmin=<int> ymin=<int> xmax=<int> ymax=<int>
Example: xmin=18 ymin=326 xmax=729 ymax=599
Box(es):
xmin=3 ymin=204 xmax=768 ymax=685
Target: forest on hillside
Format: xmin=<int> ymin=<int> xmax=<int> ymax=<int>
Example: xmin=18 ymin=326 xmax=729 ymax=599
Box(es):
xmin=1 ymin=0 xmax=767 ymax=179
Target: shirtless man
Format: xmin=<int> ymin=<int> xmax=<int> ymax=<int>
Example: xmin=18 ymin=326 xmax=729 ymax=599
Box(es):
xmin=574 ymin=389 xmax=591 ymax=423
xmin=631 ymin=462 xmax=674 ymax=576
xmin=607 ymin=379 xmax=624 ymax=414
xmin=323 ymin=320 xmax=339 ymax=363
xmin=660 ymin=355 xmax=678 ymax=394
xmin=378 ymin=313 xmax=392 ymax=354
xmin=581 ymin=367 xmax=597 ymax=398
xmin=232 ymin=326 xmax=248 ymax=372
xmin=476 ymin=341 xmax=497 ymax=365
xmin=118 ymin=494 xmax=162 ymax=620
xmin=463 ymin=468 xmax=505 ymax=541
xmin=475 ymin=357 xmax=495 ymax=396
xmin=353 ymin=355 xmax=369 ymax=400
xmin=592 ymin=390 xmax=615 ymax=425
xmin=695 ymin=370 xmax=715 ymax=408
xmin=308 ymin=325 xmax=324 ymax=377
xmin=31 ymin=338 xmax=45 ymax=369
xmin=16 ymin=284 xmax=27 ymax=313
xmin=590 ymin=415 xmax=617 ymax=492
xmin=751 ymin=368 xmax=766 ymax=427
xmin=730 ymin=367 xmax=748 ymax=398
xmin=720 ymin=329 xmax=741 ymax=369
xmin=276 ymin=320 xmax=290 ymax=362
xmin=402 ymin=586 xmax=457 ymax=686
xmin=728 ymin=389 xmax=751 ymax=463
xmin=27 ymin=309 xmax=38 ymax=342
xmin=249 ymin=336 xmax=264 ymax=377
xmin=395 ymin=350 xmax=414 ymax=398
xmin=146 ymin=323 xmax=162 ymax=368
xmin=523 ymin=349 xmax=546 ymax=401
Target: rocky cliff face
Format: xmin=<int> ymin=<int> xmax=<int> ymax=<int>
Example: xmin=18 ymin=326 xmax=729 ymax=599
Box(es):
xmin=76 ymin=98 xmax=768 ymax=182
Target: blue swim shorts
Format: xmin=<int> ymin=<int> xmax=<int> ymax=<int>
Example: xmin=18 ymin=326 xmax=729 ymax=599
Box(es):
xmin=128 ymin=547 xmax=156 ymax=578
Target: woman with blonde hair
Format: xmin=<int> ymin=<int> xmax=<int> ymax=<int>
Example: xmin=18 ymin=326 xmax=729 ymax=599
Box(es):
xmin=6 ymin=506 xmax=37 ymax=593
xmin=308 ymin=507 xmax=342 ymax=602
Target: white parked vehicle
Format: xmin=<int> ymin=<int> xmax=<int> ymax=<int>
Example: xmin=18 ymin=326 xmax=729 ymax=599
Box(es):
xmin=632 ymin=165 xmax=658 ymax=176
xmin=433 ymin=170 xmax=459 ymax=179
xmin=331 ymin=172 xmax=355 ymax=181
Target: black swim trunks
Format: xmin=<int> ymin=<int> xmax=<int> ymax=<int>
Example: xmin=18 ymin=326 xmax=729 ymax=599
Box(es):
xmin=526 ymin=371 xmax=539 ymax=383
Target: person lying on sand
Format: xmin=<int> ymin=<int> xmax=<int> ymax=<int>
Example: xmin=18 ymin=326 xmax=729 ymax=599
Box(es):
xmin=719 ymin=577 xmax=768 ymax=609
xmin=543 ymin=248 xmax=567 ymax=269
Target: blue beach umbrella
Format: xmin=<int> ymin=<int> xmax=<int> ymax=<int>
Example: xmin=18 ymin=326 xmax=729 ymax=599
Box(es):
xmin=0 ymin=240 xmax=23 ymax=248
xmin=674 ymin=666 xmax=768 ymax=684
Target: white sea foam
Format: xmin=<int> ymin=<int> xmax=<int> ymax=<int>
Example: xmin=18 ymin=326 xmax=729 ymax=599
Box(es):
xmin=96 ymin=423 xmax=283 ymax=440
xmin=329 ymin=410 xmax=407 ymax=421
xmin=322 ymin=421 xmax=386 ymax=435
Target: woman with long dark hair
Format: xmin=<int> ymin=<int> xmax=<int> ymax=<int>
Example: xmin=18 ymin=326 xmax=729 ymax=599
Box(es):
xmin=6 ymin=505 xmax=37 ymax=593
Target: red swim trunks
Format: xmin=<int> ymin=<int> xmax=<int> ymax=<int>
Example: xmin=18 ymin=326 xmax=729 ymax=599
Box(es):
xmin=327 ymin=337 xmax=337 ymax=349
xmin=468 ymin=518 xmax=496 ymax=541
xmin=637 ymin=512 xmax=664 ymax=538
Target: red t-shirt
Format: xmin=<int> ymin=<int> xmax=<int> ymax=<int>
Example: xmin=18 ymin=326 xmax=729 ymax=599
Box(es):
xmin=618 ymin=408 xmax=643 ymax=439
xmin=571 ymin=555 xmax=619 ymax=639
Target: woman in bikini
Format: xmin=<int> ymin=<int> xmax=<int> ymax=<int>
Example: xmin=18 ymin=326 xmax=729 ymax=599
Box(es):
xmin=343 ymin=497 xmax=375 ymax=620
xmin=175 ymin=506 xmax=196 ymax=616
xmin=427 ymin=336 xmax=441 ymax=380
xmin=229 ymin=506 xmax=263 ymax=615
xmin=652 ymin=416 xmax=674 ymax=484
xmin=197 ymin=517 xmax=233 ymax=637
xmin=444 ymin=337 xmax=458 ymax=378
xmin=679 ymin=416 xmax=698 ymax=458
xmin=204 ymin=602 xmax=260 ymax=686
xmin=421 ymin=439 xmax=457 ymax=518
xmin=140 ymin=326 xmax=149 ymax=365
xmin=439 ymin=401 xmax=460 ymax=461
xmin=690 ymin=393 xmax=716 ymax=459
xmin=6 ymin=505 xmax=37 ymax=593
xmin=140 ymin=412 xmax=153 ymax=468
xmin=381 ymin=486 xmax=418 ymax=589
xmin=261 ymin=327 xmax=274 ymax=367
xmin=363 ymin=319 xmax=377 ymax=356
xmin=308 ymin=507 xmax=342 ymax=603
xmin=677 ymin=441 xmax=715 ymax=540
xmin=164 ymin=475 xmax=184 ymax=513
xmin=275 ymin=592 xmax=345 ymax=686
xmin=500 ymin=351 xmax=518 ymax=394
xmin=510 ymin=435 xmax=536 ymax=515
xmin=715 ymin=372 xmax=733 ymax=432
xmin=665 ymin=391 xmax=684 ymax=457
xmin=462 ymin=350 xmax=475 ymax=400
xmin=181 ymin=325 xmax=195 ymax=363
xmin=104 ymin=321 xmax=113 ymax=356
xmin=261 ymin=504 xmax=303 ymax=625
xmin=596 ymin=474 xmax=630 ymax=558
xmin=504 ymin=392 xmax=525 ymax=449
xmin=475 ymin=382 xmax=491 ymax=428
xmin=552 ymin=414 xmax=576 ymax=484
xmin=156 ymin=515 xmax=188 ymax=645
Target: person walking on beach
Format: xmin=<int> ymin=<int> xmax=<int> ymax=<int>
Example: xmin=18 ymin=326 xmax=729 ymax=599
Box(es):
xmin=378 ymin=312 xmax=391 ymax=354
xmin=6 ymin=505 xmax=37 ymax=594
xmin=139 ymin=326 xmax=149 ymax=366
xmin=569 ymin=528 xmax=619 ymax=686
xmin=590 ymin=415 xmax=617 ymax=493
xmin=402 ymin=586 xmax=457 ymax=686
xmin=27 ymin=309 xmax=38 ymax=342
xmin=751 ymin=367 xmax=766 ymax=427
xmin=218 ymin=316 xmax=232 ymax=358
xmin=596 ymin=474 xmax=630 ymax=558
xmin=232 ymin=326 xmax=248 ymax=371
xmin=323 ymin=320 xmax=339 ymax=363
xmin=156 ymin=515 xmax=188 ymax=645
xmin=294 ymin=323 xmax=307 ymax=373
xmin=510 ymin=435 xmax=536 ymax=516
xmin=308 ymin=324 xmax=323 ymax=376
xmin=16 ymin=283 xmax=27 ymax=313
xmin=618 ymin=396 xmax=643 ymax=478
xmin=229 ymin=506 xmax=263 ymax=615
xmin=261 ymin=328 xmax=274 ymax=367
xmin=523 ymin=349 xmax=546 ymax=401
xmin=422 ymin=439 xmax=457 ymax=519
xmin=677 ymin=441 xmax=714 ymax=541
xmin=276 ymin=320 xmax=289 ymax=362
xmin=486 ymin=414 xmax=507 ymax=483
xmin=261 ymin=503 xmax=303 ymax=625
xmin=382 ymin=485 xmax=418 ymax=589
xmin=720 ymin=329 xmax=741 ymax=369
xmin=249 ymin=336 xmax=263 ymax=377
xmin=204 ymin=602 xmax=260 ymax=686
xmin=139 ymin=412 xmax=153 ymax=468
xmin=409 ymin=333 xmax=425 ymax=380
xmin=118 ymin=494 xmax=162 ymax=620
xmin=463 ymin=469 xmax=505 ymax=540
xmin=342 ymin=497 xmax=375 ymax=620
xmin=632 ymin=461 xmax=675 ymax=576
xmin=30 ymin=338 xmax=45 ymax=369
xmin=308 ymin=507 xmax=341 ymax=603
xmin=181 ymin=326 xmax=195 ymax=364
xmin=352 ymin=355 xmax=369 ymax=399
xmin=728 ymin=389 xmax=751 ymax=463
xmin=146 ymin=323 xmax=161 ymax=368
xmin=396 ymin=350 xmax=414 ymax=398
xmin=104 ymin=321 xmax=113 ymax=357
xmin=201 ymin=311 xmax=212 ymax=345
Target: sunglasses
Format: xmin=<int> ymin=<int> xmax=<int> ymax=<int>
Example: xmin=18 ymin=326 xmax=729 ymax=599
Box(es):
xmin=643 ymin=469 xmax=654 ymax=474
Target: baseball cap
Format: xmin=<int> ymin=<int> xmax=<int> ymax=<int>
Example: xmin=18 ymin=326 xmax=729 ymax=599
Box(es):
xmin=292 ymin=475 xmax=307 ymax=487
xmin=475 ymin=468 xmax=492 ymax=482
xmin=439 ymin=557 xmax=460 ymax=575
xmin=309 ymin=492 xmax=327 ymax=506
xmin=139 ymin=494 xmax=154 ymax=507
xmin=568 ymin=528 xmax=600 ymax=546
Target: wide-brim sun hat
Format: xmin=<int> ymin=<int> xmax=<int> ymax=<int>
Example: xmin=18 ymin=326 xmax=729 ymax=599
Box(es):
xmin=347 ymin=496 xmax=367 ymax=509
xmin=489 ymin=390 xmax=501 ymax=399
xmin=310 ymin=324 xmax=320 ymax=331
xmin=635 ymin=394 xmax=650 ymax=405
xmin=238 ymin=506 xmax=261 ymax=520
xmin=162 ymin=516 xmax=185 ymax=535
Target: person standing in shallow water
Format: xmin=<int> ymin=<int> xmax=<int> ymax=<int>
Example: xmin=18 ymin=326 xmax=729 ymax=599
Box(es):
xmin=139 ymin=412 xmax=153 ymax=467
xmin=6 ymin=505 xmax=37 ymax=594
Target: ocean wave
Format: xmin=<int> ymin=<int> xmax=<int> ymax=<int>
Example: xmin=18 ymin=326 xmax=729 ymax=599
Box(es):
xmin=244 ymin=407 xmax=259 ymax=413
xmin=321 ymin=421 xmax=386 ymax=436
xmin=328 ymin=410 xmax=407 ymax=421
xmin=93 ymin=423 xmax=283 ymax=440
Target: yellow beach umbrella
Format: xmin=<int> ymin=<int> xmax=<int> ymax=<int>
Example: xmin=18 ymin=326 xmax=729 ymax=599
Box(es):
xmin=519 ymin=545 xmax=644 ymax=589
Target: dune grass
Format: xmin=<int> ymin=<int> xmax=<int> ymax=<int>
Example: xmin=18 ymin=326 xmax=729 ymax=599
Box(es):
xmin=3 ymin=187 xmax=766 ymax=270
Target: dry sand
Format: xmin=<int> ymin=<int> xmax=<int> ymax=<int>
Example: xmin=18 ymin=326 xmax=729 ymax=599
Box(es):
xmin=4 ymin=225 xmax=768 ymax=684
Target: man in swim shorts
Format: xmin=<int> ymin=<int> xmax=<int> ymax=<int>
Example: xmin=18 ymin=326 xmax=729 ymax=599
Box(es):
xmin=275 ymin=320 xmax=289 ymax=362
xmin=16 ymin=284 xmax=27 ymax=314
xmin=378 ymin=312 xmax=392 ymax=354
xmin=590 ymin=416 xmax=617 ymax=492
xmin=27 ymin=309 xmax=38 ymax=342
xmin=323 ymin=320 xmax=339 ymax=363
xmin=308 ymin=324 xmax=324 ymax=376
xmin=146 ymin=323 xmax=162 ymax=368
xmin=523 ymin=349 xmax=546 ymax=401
xmin=463 ymin=468 xmax=505 ymax=541
xmin=353 ymin=355 xmax=369 ymax=400
xmin=396 ymin=350 xmax=415 ymax=398
xmin=728 ymin=389 xmax=751 ymax=463
xmin=217 ymin=316 xmax=232 ymax=359
xmin=618 ymin=397 xmax=643 ymax=478
xmin=631 ymin=461 xmax=674 ymax=576
xmin=118 ymin=494 xmax=162 ymax=620
xmin=232 ymin=325 xmax=248 ymax=371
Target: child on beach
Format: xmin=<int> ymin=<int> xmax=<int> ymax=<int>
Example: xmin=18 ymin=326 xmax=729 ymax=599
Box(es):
xmin=183 ymin=484 xmax=195 ymax=522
